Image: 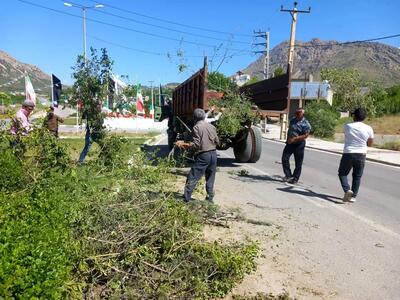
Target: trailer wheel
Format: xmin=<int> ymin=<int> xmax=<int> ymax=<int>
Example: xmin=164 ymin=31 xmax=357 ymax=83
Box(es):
xmin=248 ymin=126 xmax=262 ymax=163
xmin=233 ymin=130 xmax=252 ymax=163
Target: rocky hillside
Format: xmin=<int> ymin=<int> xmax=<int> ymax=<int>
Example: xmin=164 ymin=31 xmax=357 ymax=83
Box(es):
xmin=0 ymin=50 xmax=50 ymax=93
xmin=242 ymin=39 xmax=400 ymax=86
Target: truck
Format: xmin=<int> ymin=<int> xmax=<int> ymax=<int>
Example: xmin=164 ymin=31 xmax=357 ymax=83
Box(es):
xmin=166 ymin=59 xmax=263 ymax=163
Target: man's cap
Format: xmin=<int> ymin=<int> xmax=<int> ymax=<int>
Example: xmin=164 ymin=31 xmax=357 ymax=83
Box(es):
xmin=22 ymin=99 xmax=35 ymax=107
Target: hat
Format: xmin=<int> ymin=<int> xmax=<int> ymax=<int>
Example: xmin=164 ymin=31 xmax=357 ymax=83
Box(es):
xmin=22 ymin=99 xmax=35 ymax=107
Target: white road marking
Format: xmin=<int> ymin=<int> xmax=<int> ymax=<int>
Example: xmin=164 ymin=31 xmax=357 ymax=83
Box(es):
xmin=219 ymin=150 xmax=400 ymax=240
xmin=297 ymin=194 xmax=325 ymax=208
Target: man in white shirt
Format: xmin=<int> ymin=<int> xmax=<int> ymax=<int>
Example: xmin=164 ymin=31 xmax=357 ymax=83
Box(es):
xmin=339 ymin=108 xmax=374 ymax=203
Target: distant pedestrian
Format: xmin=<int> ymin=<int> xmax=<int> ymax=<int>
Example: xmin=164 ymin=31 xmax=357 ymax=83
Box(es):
xmin=44 ymin=106 xmax=64 ymax=137
xmin=281 ymin=107 xmax=311 ymax=184
xmin=338 ymin=108 xmax=374 ymax=203
xmin=10 ymin=99 xmax=35 ymax=136
xmin=176 ymin=108 xmax=219 ymax=203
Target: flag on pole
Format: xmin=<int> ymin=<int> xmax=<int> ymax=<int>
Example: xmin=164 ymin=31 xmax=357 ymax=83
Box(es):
xmin=51 ymin=74 xmax=62 ymax=107
xmin=25 ymin=75 xmax=36 ymax=105
xmin=159 ymin=84 xmax=165 ymax=106
xmin=136 ymin=84 xmax=145 ymax=115
xmin=108 ymin=76 xmax=115 ymax=109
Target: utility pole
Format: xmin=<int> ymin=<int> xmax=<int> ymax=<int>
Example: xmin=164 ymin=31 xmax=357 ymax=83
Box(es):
xmin=253 ymin=30 xmax=270 ymax=79
xmin=280 ymin=2 xmax=311 ymax=73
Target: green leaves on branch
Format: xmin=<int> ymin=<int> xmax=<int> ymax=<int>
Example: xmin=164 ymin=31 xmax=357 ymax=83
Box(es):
xmin=305 ymin=101 xmax=339 ymax=139
xmin=210 ymin=92 xmax=258 ymax=141
xmin=71 ymin=48 xmax=114 ymax=140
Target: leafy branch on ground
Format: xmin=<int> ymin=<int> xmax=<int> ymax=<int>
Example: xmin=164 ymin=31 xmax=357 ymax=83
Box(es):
xmin=0 ymin=127 xmax=260 ymax=299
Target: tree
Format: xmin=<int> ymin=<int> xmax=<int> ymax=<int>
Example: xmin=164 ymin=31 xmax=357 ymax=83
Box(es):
xmin=0 ymin=92 xmax=12 ymax=106
xmin=71 ymin=48 xmax=113 ymax=141
xmin=243 ymin=76 xmax=260 ymax=86
xmin=305 ymin=101 xmax=339 ymax=139
xmin=273 ymin=66 xmax=285 ymax=77
xmin=208 ymin=71 xmax=237 ymax=92
xmin=320 ymin=68 xmax=363 ymax=111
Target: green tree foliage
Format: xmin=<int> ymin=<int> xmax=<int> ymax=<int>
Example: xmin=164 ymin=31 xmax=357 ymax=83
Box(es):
xmin=273 ymin=66 xmax=285 ymax=77
xmin=373 ymin=84 xmax=400 ymax=115
xmin=243 ymin=76 xmax=260 ymax=86
xmin=305 ymin=101 xmax=339 ymax=139
xmin=210 ymin=92 xmax=258 ymax=143
xmin=0 ymin=92 xmax=12 ymax=106
xmin=71 ymin=48 xmax=114 ymax=142
xmin=321 ymin=68 xmax=365 ymax=112
xmin=122 ymin=84 xmax=138 ymax=98
xmin=208 ymin=71 xmax=237 ymax=92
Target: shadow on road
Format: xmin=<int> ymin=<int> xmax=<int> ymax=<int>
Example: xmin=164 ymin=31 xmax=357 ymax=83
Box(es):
xmin=277 ymin=185 xmax=344 ymax=204
xmin=217 ymin=157 xmax=241 ymax=168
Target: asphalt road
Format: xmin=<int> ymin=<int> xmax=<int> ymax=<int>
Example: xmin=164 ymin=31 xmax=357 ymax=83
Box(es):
xmin=225 ymin=139 xmax=400 ymax=234
xmin=215 ymin=138 xmax=400 ymax=298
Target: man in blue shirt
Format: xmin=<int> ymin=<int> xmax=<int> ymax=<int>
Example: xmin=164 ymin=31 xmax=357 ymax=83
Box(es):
xmin=282 ymin=108 xmax=312 ymax=184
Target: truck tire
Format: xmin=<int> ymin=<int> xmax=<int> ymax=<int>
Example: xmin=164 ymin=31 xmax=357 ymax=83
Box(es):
xmin=233 ymin=129 xmax=252 ymax=163
xmin=248 ymin=126 xmax=262 ymax=163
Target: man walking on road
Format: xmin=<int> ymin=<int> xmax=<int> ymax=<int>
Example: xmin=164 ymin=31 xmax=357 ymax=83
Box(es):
xmin=176 ymin=108 xmax=219 ymax=203
xmin=282 ymin=107 xmax=311 ymax=184
xmin=339 ymin=108 xmax=374 ymax=203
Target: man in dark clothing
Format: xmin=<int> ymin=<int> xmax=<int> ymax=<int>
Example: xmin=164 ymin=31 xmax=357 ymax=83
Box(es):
xmin=281 ymin=108 xmax=311 ymax=184
xmin=176 ymin=108 xmax=219 ymax=202
xmin=45 ymin=106 xmax=64 ymax=137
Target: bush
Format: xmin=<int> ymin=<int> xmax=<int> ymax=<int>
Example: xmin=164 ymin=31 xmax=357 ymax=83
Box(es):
xmin=305 ymin=101 xmax=339 ymax=139
xmin=0 ymin=127 xmax=260 ymax=299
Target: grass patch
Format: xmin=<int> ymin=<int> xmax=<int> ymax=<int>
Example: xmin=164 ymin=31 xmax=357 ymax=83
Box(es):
xmin=63 ymin=117 xmax=78 ymax=125
xmin=375 ymin=141 xmax=400 ymax=151
xmin=336 ymin=114 xmax=400 ymax=135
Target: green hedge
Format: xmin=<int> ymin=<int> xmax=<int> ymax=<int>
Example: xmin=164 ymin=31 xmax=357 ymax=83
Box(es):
xmin=306 ymin=101 xmax=339 ymax=139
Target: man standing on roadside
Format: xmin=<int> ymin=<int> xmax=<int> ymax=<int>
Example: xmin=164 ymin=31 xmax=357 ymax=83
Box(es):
xmin=339 ymin=108 xmax=374 ymax=203
xmin=281 ymin=107 xmax=311 ymax=184
xmin=44 ymin=106 xmax=64 ymax=138
xmin=176 ymin=108 xmax=219 ymax=203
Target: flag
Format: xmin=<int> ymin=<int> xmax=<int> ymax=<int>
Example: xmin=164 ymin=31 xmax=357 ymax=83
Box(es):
xmin=136 ymin=84 xmax=145 ymax=115
xmin=25 ymin=75 xmax=36 ymax=105
xmin=108 ymin=76 xmax=115 ymax=109
xmin=159 ymin=84 xmax=165 ymax=106
xmin=52 ymin=74 xmax=62 ymax=107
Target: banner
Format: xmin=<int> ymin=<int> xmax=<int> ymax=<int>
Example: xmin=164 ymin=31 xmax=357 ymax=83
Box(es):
xmin=51 ymin=74 xmax=62 ymax=107
xmin=160 ymin=84 xmax=165 ymax=106
xmin=25 ymin=75 xmax=36 ymax=105
xmin=136 ymin=84 xmax=145 ymax=115
xmin=108 ymin=76 xmax=115 ymax=109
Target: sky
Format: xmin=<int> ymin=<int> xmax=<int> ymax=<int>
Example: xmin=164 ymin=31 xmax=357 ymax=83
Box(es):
xmin=1 ymin=0 xmax=399 ymax=86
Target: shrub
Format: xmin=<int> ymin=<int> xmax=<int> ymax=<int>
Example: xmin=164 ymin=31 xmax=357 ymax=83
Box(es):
xmin=305 ymin=101 xmax=339 ymax=139
xmin=0 ymin=128 xmax=260 ymax=299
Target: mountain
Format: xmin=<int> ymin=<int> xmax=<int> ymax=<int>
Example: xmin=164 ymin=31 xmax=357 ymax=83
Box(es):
xmin=242 ymin=39 xmax=400 ymax=86
xmin=0 ymin=50 xmax=51 ymax=93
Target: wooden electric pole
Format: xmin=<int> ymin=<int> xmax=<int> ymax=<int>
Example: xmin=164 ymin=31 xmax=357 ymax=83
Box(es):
xmin=280 ymin=2 xmax=311 ymax=73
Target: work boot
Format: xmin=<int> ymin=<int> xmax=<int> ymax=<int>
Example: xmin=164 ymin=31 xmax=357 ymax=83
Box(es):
xmin=205 ymin=195 xmax=214 ymax=203
xmin=343 ymin=190 xmax=353 ymax=202
xmin=283 ymin=176 xmax=292 ymax=182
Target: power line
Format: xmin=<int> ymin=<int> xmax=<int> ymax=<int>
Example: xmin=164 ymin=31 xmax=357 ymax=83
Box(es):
xmin=90 ymin=35 xmax=252 ymax=60
xmin=87 ymin=0 xmax=253 ymax=38
xmin=61 ymin=0 xmax=251 ymax=45
xmin=16 ymin=0 xmax=253 ymax=53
